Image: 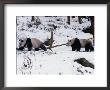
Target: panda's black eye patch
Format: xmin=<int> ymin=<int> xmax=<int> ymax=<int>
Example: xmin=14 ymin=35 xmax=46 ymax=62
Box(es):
xmin=21 ymin=40 xmax=23 ymax=42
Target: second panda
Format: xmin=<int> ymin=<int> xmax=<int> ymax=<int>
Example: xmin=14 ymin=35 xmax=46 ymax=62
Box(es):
xmin=18 ymin=38 xmax=47 ymax=51
xmin=67 ymin=38 xmax=94 ymax=52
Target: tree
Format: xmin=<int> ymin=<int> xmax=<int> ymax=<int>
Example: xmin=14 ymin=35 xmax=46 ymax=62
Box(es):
xmin=82 ymin=16 xmax=94 ymax=36
xmin=67 ymin=16 xmax=70 ymax=25
xmin=31 ymin=16 xmax=35 ymax=21
xmin=49 ymin=30 xmax=53 ymax=50
xmin=78 ymin=16 xmax=87 ymax=24
xmin=47 ymin=24 xmax=56 ymax=50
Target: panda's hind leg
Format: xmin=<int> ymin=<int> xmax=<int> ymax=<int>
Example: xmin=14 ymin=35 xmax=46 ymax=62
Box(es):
xmin=90 ymin=46 xmax=94 ymax=52
xmin=28 ymin=47 xmax=32 ymax=51
xmin=76 ymin=47 xmax=81 ymax=52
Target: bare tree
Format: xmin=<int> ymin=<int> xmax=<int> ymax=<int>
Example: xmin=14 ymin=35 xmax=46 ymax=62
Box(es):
xmin=31 ymin=16 xmax=35 ymax=21
xmin=67 ymin=16 xmax=70 ymax=25
xmin=49 ymin=30 xmax=53 ymax=50
xmin=46 ymin=24 xmax=56 ymax=50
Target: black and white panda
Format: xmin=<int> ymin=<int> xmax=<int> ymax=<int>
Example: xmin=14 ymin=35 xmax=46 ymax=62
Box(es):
xmin=67 ymin=38 xmax=94 ymax=52
xmin=18 ymin=38 xmax=47 ymax=51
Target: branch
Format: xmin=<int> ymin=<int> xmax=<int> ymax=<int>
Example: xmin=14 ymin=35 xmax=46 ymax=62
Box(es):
xmin=16 ymin=43 xmax=67 ymax=51
xmin=47 ymin=43 xmax=67 ymax=49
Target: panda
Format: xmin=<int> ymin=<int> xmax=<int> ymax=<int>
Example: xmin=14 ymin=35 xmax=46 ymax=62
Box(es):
xmin=18 ymin=38 xmax=47 ymax=51
xmin=67 ymin=38 xmax=94 ymax=52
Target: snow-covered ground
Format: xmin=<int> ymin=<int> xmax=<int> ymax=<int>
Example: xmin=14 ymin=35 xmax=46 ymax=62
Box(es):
xmin=16 ymin=16 xmax=94 ymax=75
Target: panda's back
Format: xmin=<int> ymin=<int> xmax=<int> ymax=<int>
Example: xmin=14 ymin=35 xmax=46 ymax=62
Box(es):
xmin=80 ymin=39 xmax=91 ymax=47
xmin=31 ymin=38 xmax=43 ymax=48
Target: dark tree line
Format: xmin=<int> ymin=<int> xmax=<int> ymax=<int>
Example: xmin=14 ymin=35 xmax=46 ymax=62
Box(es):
xmin=82 ymin=16 xmax=94 ymax=38
xmin=66 ymin=16 xmax=94 ymax=37
xmin=79 ymin=16 xmax=94 ymax=45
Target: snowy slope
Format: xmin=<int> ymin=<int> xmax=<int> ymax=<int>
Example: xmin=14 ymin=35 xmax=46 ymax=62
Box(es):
xmin=16 ymin=16 xmax=94 ymax=75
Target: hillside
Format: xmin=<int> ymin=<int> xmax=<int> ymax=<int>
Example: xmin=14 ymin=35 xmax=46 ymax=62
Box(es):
xmin=16 ymin=16 xmax=94 ymax=75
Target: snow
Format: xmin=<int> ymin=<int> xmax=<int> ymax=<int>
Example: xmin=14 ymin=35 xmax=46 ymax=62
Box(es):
xmin=16 ymin=16 xmax=94 ymax=75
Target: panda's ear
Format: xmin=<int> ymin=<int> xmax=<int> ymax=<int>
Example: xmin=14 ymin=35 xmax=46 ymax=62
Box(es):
xmin=21 ymin=40 xmax=24 ymax=42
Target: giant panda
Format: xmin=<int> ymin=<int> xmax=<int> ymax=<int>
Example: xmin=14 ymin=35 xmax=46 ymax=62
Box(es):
xmin=67 ymin=38 xmax=94 ymax=52
xmin=18 ymin=38 xmax=47 ymax=51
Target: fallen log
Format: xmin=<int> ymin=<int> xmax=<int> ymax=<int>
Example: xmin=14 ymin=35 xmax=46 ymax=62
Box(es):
xmin=16 ymin=43 xmax=67 ymax=51
xmin=47 ymin=43 xmax=67 ymax=49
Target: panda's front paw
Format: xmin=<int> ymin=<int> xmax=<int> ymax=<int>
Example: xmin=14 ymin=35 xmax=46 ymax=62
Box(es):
xmin=44 ymin=48 xmax=47 ymax=51
xmin=35 ymin=48 xmax=39 ymax=51
xmin=18 ymin=47 xmax=24 ymax=51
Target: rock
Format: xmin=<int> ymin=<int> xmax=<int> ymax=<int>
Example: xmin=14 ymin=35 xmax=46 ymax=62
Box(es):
xmin=74 ymin=58 xmax=94 ymax=69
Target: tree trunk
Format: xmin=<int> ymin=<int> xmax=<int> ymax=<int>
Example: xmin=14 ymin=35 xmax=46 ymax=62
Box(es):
xmin=67 ymin=16 xmax=70 ymax=25
xmin=31 ymin=16 xmax=35 ymax=21
xmin=78 ymin=16 xmax=82 ymax=24
xmin=89 ymin=16 xmax=94 ymax=44
xmin=89 ymin=16 xmax=94 ymax=35
xmin=49 ymin=30 xmax=53 ymax=50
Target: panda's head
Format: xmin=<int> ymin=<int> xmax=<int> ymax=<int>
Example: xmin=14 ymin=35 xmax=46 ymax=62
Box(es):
xmin=19 ymin=38 xmax=27 ymax=48
xmin=66 ymin=38 xmax=75 ymax=46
